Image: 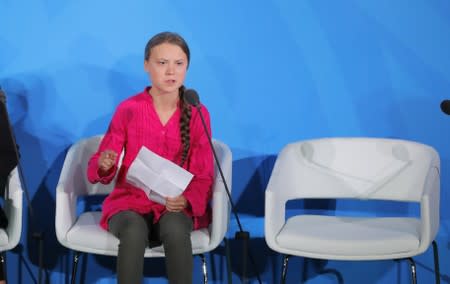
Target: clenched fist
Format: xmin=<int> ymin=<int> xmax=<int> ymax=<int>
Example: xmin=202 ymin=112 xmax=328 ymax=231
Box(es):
xmin=98 ymin=150 xmax=118 ymax=176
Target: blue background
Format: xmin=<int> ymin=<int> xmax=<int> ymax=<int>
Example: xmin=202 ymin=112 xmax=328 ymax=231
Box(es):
xmin=1 ymin=0 xmax=450 ymax=283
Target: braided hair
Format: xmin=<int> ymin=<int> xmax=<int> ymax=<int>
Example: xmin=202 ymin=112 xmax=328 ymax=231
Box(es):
xmin=144 ymin=32 xmax=192 ymax=166
xmin=178 ymin=85 xmax=192 ymax=166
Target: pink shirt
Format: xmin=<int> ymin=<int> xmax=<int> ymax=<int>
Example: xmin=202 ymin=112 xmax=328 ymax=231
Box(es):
xmin=87 ymin=87 xmax=214 ymax=231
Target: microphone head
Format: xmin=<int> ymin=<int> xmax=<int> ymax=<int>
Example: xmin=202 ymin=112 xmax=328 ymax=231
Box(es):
xmin=183 ymin=89 xmax=200 ymax=107
xmin=440 ymin=100 xmax=450 ymax=115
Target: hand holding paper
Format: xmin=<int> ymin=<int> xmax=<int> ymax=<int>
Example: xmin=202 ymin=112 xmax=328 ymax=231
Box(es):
xmin=166 ymin=195 xmax=188 ymax=212
xmin=126 ymin=146 xmax=194 ymax=205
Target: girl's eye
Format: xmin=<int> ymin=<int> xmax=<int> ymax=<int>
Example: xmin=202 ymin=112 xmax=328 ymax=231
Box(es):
xmin=176 ymin=62 xmax=184 ymax=66
xmin=158 ymin=61 xmax=166 ymax=65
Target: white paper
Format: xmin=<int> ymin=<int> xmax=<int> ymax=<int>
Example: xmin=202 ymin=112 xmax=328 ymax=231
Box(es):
xmin=126 ymin=146 xmax=194 ymax=204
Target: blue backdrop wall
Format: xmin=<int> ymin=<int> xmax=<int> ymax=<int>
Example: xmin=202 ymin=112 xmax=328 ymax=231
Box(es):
xmin=1 ymin=1 xmax=450 ymax=283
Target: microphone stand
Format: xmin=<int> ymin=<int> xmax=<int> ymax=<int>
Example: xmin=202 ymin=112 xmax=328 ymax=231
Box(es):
xmin=189 ymin=99 xmax=262 ymax=284
xmin=0 ymin=87 xmax=44 ymax=284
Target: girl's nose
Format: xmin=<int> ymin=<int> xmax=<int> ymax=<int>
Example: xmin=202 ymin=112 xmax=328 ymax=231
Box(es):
xmin=166 ymin=63 xmax=175 ymax=74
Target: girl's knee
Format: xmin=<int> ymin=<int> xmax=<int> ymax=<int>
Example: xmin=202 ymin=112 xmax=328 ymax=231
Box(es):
xmin=159 ymin=212 xmax=192 ymax=235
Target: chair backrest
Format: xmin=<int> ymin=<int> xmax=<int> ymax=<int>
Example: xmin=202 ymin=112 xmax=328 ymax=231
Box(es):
xmin=210 ymin=139 xmax=232 ymax=186
xmin=266 ymin=137 xmax=439 ymax=202
xmin=58 ymin=135 xmax=119 ymax=196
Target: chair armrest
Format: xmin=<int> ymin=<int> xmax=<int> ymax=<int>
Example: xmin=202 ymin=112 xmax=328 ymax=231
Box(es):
xmin=55 ymin=141 xmax=91 ymax=245
xmin=208 ymin=139 xmax=232 ymax=249
xmin=419 ymin=166 xmax=440 ymax=253
xmin=55 ymin=181 xmax=78 ymax=245
xmin=209 ymin=183 xmax=229 ymax=248
xmin=264 ymin=190 xmax=285 ymax=250
xmin=4 ymin=169 xmax=23 ymax=250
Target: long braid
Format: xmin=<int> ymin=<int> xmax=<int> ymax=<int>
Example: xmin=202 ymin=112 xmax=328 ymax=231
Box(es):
xmin=179 ymin=86 xmax=191 ymax=166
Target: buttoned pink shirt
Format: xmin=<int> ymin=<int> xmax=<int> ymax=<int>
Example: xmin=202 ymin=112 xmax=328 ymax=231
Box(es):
xmin=87 ymin=87 xmax=214 ymax=230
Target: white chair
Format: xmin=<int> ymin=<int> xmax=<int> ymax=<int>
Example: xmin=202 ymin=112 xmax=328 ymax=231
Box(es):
xmin=0 ymin=167 xmax=23 ymax=279
xmin=55 ymin=135 xmax=232 ymax=283
xmin=265 ymin=137 xmax=440 ymax=284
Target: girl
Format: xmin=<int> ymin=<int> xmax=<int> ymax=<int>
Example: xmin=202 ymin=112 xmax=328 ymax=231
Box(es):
xmin=87 ymin=32 xmax=214 ymax=284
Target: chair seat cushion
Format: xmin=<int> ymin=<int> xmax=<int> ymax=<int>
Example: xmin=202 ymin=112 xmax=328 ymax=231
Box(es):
xmin=66 ymin=212 xmax=211 ymax=256
xmin=276 ymin=215 xmax=421 ymax=258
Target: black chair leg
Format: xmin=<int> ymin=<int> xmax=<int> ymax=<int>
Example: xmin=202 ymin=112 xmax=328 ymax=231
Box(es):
xmin=406 ymin=257 xmax=417 ymax=284
xmin=71 ymin=251 xmax=81 ymax=284
xmin=0 ymin=252 xmax=6 ymax=282
xmin=280 ymin=255 xmax=290 ymax=284
xmin=224 ymin=238 xmax=232 ymax=284
xmin=432 ymin=240 xmax=440 ymax=284
xmin=199 ymin=254 xmax=208 ymax=284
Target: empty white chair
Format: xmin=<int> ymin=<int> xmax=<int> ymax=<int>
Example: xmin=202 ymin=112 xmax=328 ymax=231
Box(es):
xmin=265 ymin=137 xmax=440 ymax=283
xmin=55 ymin=135 xmax=232 ymax=283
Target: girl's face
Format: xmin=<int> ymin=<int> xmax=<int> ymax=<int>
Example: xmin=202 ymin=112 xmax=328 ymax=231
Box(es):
xmin=144 ymin=42 xmax=188 ymax=96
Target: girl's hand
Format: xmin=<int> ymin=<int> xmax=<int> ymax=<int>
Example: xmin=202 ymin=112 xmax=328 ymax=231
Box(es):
xmin=165 ymin=195 xmax=188 ymax=212
xmin=98 ymin=150 xmax=118 ymax=176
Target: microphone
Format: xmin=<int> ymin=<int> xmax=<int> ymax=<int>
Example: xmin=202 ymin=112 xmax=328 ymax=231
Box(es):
xmin=440 ymin=100 xmax=450 ymax=115
xmin=183 ymin=88 xmax=262 ymax=284
xmin=183 ymin=89 xmax=200 ymax=107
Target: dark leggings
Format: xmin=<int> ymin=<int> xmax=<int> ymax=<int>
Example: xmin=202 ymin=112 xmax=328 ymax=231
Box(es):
xmin=108 ymin=210 xmax=193 ymax=284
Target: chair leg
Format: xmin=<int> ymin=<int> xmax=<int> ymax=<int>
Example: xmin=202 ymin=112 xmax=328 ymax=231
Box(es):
xmin=406 ymin=258 xmax=417 ymax=284
xmin=224 ymin=238 xmax=232 ymax=284
xmin=432 ymin=240 xmax=440 ymax=284
xmin=199 ymin=254 xmax=208 ymax=284
xmin=0 ymin=252 xmax=6 ymax=282
xmin=71 ymin=251 xmax=81 ymax=284
xmin=280 ymin=255 xmax=290 ymax=284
